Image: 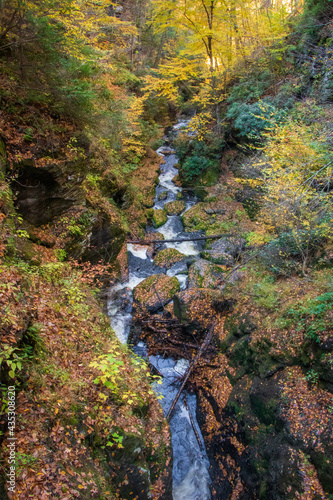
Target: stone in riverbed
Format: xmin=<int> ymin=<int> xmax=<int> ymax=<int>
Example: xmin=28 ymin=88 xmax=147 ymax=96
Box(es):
xmin=188 ymin=259 xmax=225 ymax=289
xmin=153 ymin=209 xmax=167 ymax=228
xmin=158 ymin=191 xmax=168 ymax=201
xmin=133 ymin=274 xmax=180 ymax=313
xmin=154 ymin=248 xmax=187 ymax=269
xmin=164 ymin=200 xmax=186 ymax=215
xmin=201 ymin=236 xmax=246 ymax=266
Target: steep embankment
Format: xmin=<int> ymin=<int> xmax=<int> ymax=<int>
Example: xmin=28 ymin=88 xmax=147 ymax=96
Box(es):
xmin=0 ymin=2 xmax=175 ymax=496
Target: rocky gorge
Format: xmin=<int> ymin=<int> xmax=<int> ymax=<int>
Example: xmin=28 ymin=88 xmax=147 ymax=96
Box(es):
xmin=108 ymin=120 xmax=333 ymax=499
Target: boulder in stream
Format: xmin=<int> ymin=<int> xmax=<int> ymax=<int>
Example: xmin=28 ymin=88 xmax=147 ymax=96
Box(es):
xmin=153 ymin=209 xmax=167 ymax=228
xmin=164 ymin=200 xmax=186 ymax=215
xmin=133 ymin=274 xmax=180 ymax=313
xmin=201 ymin=236 xmax=246 ymax=266
xmin=154 ymin=248 xmax=187 ymax=269
xmin=158 ymin=190 xmax=168 ymax=200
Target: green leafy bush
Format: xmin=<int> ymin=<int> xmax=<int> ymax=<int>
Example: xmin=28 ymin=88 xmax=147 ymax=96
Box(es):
xmin=182 ymin=155 xmax=212 ymax=181
xmin=227 ymin=100 xmax=287 ymax=140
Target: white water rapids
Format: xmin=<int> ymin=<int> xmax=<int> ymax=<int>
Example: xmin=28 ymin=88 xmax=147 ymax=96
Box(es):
xmin=107 ymin=120 xmax=211 ymax=499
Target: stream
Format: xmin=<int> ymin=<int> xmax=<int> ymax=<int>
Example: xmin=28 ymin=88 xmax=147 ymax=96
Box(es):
xmin=107 ymin=120 xmax=211 ymax=500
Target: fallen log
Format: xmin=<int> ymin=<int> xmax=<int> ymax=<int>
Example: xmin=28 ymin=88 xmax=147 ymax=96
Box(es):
xmin=128 ymin=234 xmax=229 ymax=245
xmin=184 ymin=395 xmax=204 ymax=450
xmin=166 ymin=323 xmax=215 ymax=421
xmin=142 ymin=319 xmax=181 ymax=325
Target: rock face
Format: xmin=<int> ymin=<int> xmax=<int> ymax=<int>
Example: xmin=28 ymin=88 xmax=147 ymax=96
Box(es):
xmin=201 ymin=237 xmax=246 ymax=266
xmin=153 ymin=209 xmax=167 ymax=228
xmin=10 ymin=161 xmax=127 ymax=264
xmin=164 ymin=200 xmax=186 ymax=215
xmin=14 ymin=162 xmax=80 ymax=226
xmin=188 ymin=259 xmax=224 ymax=289
xmin=133 ymin=274 xmax=180 ymax=313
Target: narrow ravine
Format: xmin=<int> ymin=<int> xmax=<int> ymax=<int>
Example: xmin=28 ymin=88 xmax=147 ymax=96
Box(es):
xmin=107 ymin=120 xmax=212 ymax=500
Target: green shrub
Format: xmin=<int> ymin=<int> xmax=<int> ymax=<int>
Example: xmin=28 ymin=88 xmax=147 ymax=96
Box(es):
xmin=227 ymin=100 xmax=287 ymax=141
xmin=227 ymin=70 xmax=272 ymax=104
xmin=181 ymin=155 xmax=212 ymax=181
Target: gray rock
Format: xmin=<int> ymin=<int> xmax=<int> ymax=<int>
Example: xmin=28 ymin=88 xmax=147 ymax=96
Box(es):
xmin=188 ymin=259 xmax=224 ymax=289
xmin=201 ymin=237 xmax=246 ymax=266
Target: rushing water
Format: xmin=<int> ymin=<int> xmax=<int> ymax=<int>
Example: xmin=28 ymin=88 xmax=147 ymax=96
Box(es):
xmin=107 ymin=120 xmax=211 ymax=499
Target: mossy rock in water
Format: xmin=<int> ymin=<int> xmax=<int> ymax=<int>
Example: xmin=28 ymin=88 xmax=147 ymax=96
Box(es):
xmin=154 ymin=248 xmax=186 ymax=269
xmin=158 ymin=191 xmax=168 ymax=200
xmin=182 ymin=203 xmax=211 ymax=232
xmin=153 ymin=209 xmax=167 ymax=228
xmin=172 ymin=174 xmax=182 ymax=187
xmin=133 ymin=274 xmax=180 ymax=313
xmin=164 ymin=200 xmax=186 ymax=215
xmin=176 ymin=191 xmax=184 ymax=200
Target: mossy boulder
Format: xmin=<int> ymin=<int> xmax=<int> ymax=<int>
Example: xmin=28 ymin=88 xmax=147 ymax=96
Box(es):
xmin=182 ymin=197 xmax=253 ymax=235
xmin=154 ymin=248 xmax=187 ymax=269
xmin=134 ymin=274 xmax=180 ymax=313
xmin=172 ymin=174 xmax=182 ymax=186
xmin=173 ymin=288 xmax=224 ymax=334
xmin=188 ymin=259 xmax=224 ymax=289
xmin=164 ymin=200 xmax=186 ymax=215
xmin=153 ymin=209 xmax=167 ymax=228
xmin=158 ymin=191 xmax=168 ymax=200
xmin=182 ymin=203 xmax=212 ymax=232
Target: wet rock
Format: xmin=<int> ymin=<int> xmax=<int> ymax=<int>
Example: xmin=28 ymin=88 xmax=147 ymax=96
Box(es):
xmin=201 ymin=236 xmax=246 ymax=266
xmin=158 ymin=191 xmax=168 ymax=200
xmin=133 ymin=274 xmax=180 ymax=313
xmin=172 ymin=174 xmax=182 ymax=187
xmin=164 ymin=200 xmax=186 ymax=215
xmin=188 ymin=259 xmax=224 ymax=289
xmin=153 ymin=209 xmax=167 ymax=228
xmin=115 ymin=287 xmax=132 ymax=313
xmin=154 ymin=248 xmax=187 ymax=269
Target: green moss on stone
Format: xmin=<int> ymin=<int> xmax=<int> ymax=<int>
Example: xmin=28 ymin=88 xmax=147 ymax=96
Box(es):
xmin=154 ymin=248 xmax=186 ymax=269
xmin=134 ymin=274 xmax=180 ymax=312
xmin=158 ymin=191 xmax=168 ymax=200
xmin=153 ymin=209 xmax=167 ymax=228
